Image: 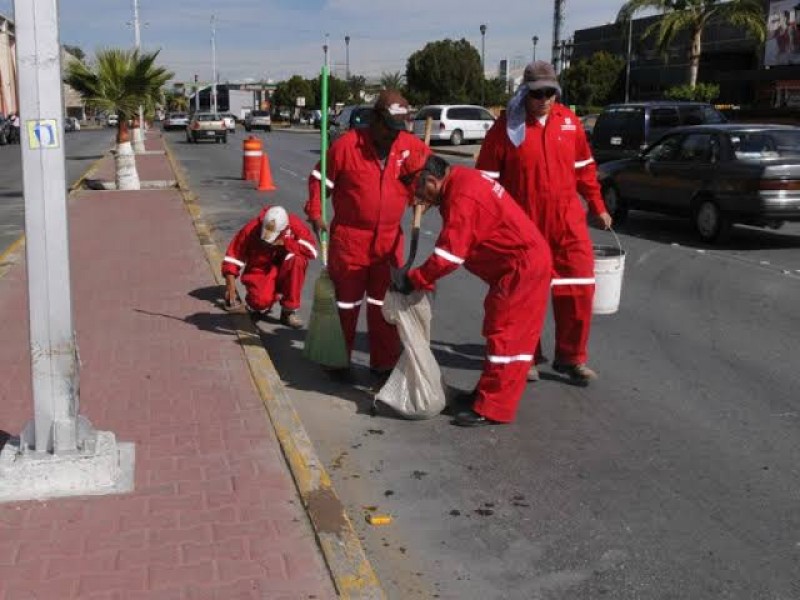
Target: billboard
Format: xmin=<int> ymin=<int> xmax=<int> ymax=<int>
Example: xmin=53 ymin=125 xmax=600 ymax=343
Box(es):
xmin=765 ymin=0 xmax=800 ymax=66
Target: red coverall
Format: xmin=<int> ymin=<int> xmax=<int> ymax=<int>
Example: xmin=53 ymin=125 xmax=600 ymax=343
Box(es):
xmin=222 ymin=206 xmax=317 ymax=312
xmin=407 ymin=167 xmax=552 ymax=423
xmin=476 ymin=104 xmax=605 ymax=366
xmin=305 ymin=129 xmax=430 ymax=370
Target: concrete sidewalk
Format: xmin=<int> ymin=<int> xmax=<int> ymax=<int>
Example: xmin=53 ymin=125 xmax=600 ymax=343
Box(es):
xmin=0 ymin=132 xmax=354 ymax=599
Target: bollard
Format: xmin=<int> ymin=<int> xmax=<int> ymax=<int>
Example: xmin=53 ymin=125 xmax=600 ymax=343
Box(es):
xmin=241 ymin=135 xmax=263 ymax=182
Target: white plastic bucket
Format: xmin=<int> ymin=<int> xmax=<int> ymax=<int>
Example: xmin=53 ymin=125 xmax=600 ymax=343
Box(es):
xmin=592 ymin=229 xmax=625 ymax=315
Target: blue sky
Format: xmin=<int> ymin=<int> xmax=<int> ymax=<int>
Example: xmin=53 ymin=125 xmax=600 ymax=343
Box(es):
xmin=3 ymin=0 xmax=629 ymax=83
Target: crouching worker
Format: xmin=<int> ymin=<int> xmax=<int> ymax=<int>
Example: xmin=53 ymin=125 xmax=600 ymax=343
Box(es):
xmin=222 ymin=205 xmax=317 ymax=329
xmin=393 ymin=156 xmax=552 ymax=427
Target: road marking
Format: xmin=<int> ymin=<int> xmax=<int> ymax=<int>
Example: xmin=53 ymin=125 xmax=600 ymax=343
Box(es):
xmin=279 ymin=166 xmax=300 ymax=178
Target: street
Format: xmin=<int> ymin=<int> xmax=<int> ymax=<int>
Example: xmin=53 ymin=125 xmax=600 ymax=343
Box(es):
xmin=166 ymin=128 xmax=800 ymax=599
xmin=0 ymin=128 xmax=114 ymax=255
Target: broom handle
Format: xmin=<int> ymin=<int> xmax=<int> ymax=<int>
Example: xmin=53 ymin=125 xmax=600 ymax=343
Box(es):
xmin=320 ymin=62 xmax=330 ymax=267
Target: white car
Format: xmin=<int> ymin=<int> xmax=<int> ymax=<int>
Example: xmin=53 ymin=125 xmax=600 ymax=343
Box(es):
xmin=244 ymin=110 xmax=272 ymax=132
xmin=220 ymin=113 xmax=236 ymax=133
xmin=106 ymin=114 xmax=119 ymax=127
xmin=412 ymin=104 xmax=495 ymax=146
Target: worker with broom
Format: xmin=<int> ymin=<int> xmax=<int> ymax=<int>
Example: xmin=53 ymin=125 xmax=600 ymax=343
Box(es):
xmin=222 ymin=205 xmax=317 ymax=329
xmin=392 ymin=155 xmax=552 ymax=427
xmin=305 ymin=90 xmax=431 ymax=378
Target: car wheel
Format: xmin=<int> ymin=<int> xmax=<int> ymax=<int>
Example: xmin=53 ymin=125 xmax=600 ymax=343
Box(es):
xmin=186 ymin=134 xmax=192 ymax=143
xmin=266 ymin=126 xmax=272 ymax=133
xmin=450 ymin=129 xmax=463 ymax=146
xmin=602 ymin=184 xmax=628 ymax=225
xmin=223 ymin=135 xmax=228 ymax=144
xmin=694 ymin=198 xmax=731 ymax=243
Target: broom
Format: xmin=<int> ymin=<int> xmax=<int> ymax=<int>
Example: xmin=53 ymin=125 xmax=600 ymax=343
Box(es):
xmin=303 ymin=60 xmax=349 ymax=368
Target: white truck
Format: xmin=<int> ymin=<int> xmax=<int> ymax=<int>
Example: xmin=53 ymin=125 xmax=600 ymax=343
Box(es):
xmin=227 ymin=89 xmax=255 ymax=122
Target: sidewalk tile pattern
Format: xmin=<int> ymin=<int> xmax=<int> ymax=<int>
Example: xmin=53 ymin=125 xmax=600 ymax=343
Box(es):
xmin=0 ymin=189 xmax=336 ymax=599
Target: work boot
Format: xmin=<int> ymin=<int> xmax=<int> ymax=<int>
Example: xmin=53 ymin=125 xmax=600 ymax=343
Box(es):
xmin=526 ymin=365 xmax=540 ymax=382
xmin=552 ymin=362 xmax=598 ymax=384
xmin=453 ymin=408 xmax=502 ymax=428
xmin=280 ymin=309 xmax=304 ymax=329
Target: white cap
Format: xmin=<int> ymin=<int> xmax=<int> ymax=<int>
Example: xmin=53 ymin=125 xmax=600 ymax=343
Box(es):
xmin=261 ymin=206 xmax=289 ymax=243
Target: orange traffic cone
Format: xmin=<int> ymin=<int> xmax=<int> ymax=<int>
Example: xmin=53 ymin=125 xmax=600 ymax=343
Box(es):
xmin=257 ymin=152 xmax=277 ymax=192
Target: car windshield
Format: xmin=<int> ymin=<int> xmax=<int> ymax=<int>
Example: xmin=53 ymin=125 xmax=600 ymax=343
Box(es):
xmin=414 ymin=107 xmax=442 ymax=121
xmin=170 ymin=113 xmax=186 ymax=119
xmin=251 ymin=111 xmax=268 ymax=117
xmin=731 ymin=130 xmax=800 ymax=159
xmin=196 ymin=114 xmax=221 ymax=122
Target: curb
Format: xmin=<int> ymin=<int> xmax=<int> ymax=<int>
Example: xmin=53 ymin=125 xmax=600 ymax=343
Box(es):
xmin=163 ymin=141 xmax=386 ymax=600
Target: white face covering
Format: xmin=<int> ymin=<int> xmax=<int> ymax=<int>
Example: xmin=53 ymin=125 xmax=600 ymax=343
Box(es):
xmin=506 ymin=85 xmax=529 ymax=148
xmin=261 ymin=206 xmax=289 ymax=243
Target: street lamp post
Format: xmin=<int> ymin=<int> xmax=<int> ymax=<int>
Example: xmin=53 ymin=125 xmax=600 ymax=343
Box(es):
xmin=480 ymin=24 xmax=486 ymax=106
xmin=211 ymin=15 xmax=217 ymax=114
xmin=132 ymin=0 xmax=145 ymax=153
xmin=345 ymin=35 xmax=350 ymax=81
xmin=625 ymin=17 xmax=633 ymax=102
xmin=532 ymin=35 xmax=539 ymax=62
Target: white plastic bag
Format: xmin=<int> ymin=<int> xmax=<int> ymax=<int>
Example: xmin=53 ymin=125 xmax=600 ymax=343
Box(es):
xmin=375 ymin=290 xmax=446 ymax=419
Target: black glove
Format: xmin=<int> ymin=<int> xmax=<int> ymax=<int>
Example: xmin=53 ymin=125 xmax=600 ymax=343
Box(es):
xmin=390 ymin=267 xmax=414 ymax=295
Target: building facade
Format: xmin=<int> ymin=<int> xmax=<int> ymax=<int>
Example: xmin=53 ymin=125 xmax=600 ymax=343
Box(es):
xmin=571 ymin=1 xmax=800 ymax=107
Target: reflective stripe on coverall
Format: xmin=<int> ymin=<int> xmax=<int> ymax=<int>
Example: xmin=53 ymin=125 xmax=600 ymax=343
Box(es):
xmin=407 ymin=167 xmax=552 ymax=423
xmin=476 ymin=104 xmax=606 ymax=365
xmin=222 ymin=206 xmax=317 ymax=312
xmin=306 ymin=128 xmax=431 ymax=370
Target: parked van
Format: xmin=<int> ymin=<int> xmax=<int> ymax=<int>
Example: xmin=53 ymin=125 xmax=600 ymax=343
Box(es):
xmin=412 ymin=105 xmax=495 ymax=146
xmin=591 ymin=101 xmax=726 ymax=163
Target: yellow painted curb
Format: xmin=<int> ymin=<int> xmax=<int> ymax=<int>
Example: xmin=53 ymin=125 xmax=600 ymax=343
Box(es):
xmin=164 ymin=140 xmax=386 ymax=600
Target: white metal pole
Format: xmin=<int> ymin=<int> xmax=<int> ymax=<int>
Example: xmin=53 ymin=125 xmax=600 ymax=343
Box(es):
xmin=211 ymin=15 xmax=217 ymax=114
xmin=625 ymin=17 xmax=633 ymax=103
xmin=133 ymin=0 xmax=145 ymax=148
xmin=14 ymin=0 xmax=79 ymax=454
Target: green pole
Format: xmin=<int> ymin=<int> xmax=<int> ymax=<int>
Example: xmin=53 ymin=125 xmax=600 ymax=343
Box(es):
xmin=320 ymin=64 xmax=330 ymax=265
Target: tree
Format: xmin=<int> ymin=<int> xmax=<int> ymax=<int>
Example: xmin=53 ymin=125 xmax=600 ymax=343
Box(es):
xmin=65 ymin=48 xmax=173 ymax=190
xmin=164 ymin=91 xmax=188 ymax=112
xmin=380 ymin=71 xmax=404 ymax=90
xmin=309 ymin=75 xmax=349 ymax=108
xmin=63 ymin=44 xmax=85 ymax=61
xmin=405 ymin=39 xmax=482 ymax=105
xmin=483 ymin=77 xmax=511 ymax=108
xmin=347 ymin=75 xmax=367 ymax=102
xmin=618 ymin=0 xmax=765 ymax=88
xmin=561 ymin=51 xmax=625 ymax=107
xmin=273 ymin=75 xmax=313 ymax=112
xmin=665 ymin=82 xmax=720 ymax=101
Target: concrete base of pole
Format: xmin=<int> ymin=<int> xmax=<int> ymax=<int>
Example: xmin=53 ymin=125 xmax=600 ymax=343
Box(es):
xmin=133 ymin=127 xmax=146 ymax=154
xmin=0 ymin=427 xmax=134 ymax=504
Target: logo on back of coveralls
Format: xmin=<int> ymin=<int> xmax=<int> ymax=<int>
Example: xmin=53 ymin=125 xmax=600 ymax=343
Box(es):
xmin=561 ymin=116 xmax=577 ymax=132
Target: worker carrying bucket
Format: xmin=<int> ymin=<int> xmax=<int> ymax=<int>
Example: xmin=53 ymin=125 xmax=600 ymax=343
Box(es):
xmin=476 ymin=59 xmax=613 ymax=385
xmin=385 ymin=156 xmax=552 ymax=427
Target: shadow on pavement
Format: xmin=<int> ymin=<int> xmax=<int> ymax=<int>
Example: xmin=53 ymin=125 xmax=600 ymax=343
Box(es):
xmin=67 ymin=154 xmax=104 ymax=161
xmin=613 ymin=212 xmax=800 ymax=251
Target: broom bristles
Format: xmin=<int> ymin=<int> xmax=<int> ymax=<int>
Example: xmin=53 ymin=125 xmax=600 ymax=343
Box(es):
xmin=303 ymin=269 xmax=350 ymax=368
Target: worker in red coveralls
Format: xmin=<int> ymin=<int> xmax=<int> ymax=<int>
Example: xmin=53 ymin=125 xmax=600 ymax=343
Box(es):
xmin=392 ymin=155 xmax=552 ymax=427
xmin=222 ymin=205 xmax=317 ymax=329
xmin=305 ymin=90 xmax=431 ymax=378
xmin=476 ymin=60 xmax=612 ymax=385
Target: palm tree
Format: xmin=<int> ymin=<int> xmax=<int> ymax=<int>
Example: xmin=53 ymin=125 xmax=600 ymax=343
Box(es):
xmin=380 ymin=71 xmax=404 ymax=90
xmin=65 ymin=48 xmax=173 ymax=190
xmin=618 ymin=0 xmax=765 ymax=88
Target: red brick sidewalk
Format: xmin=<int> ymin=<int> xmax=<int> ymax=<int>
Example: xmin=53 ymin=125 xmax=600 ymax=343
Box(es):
xmin=0 ymin=140 xmax=337 ymax=599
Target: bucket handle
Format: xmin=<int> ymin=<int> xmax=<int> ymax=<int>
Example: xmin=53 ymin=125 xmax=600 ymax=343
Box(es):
xmin=603 ymin=226 xmax=623 ymax=255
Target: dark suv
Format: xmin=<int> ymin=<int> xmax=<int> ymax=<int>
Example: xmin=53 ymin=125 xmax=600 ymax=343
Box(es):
xmin=591 ymin=102 xmax=726 ymax=163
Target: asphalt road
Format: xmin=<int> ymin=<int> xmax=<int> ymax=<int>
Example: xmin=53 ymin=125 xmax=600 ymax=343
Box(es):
xmin=0 ymin=128 xmax=115 ymax=256
xmin=169 ymin=127 xmax=800 ymax=600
